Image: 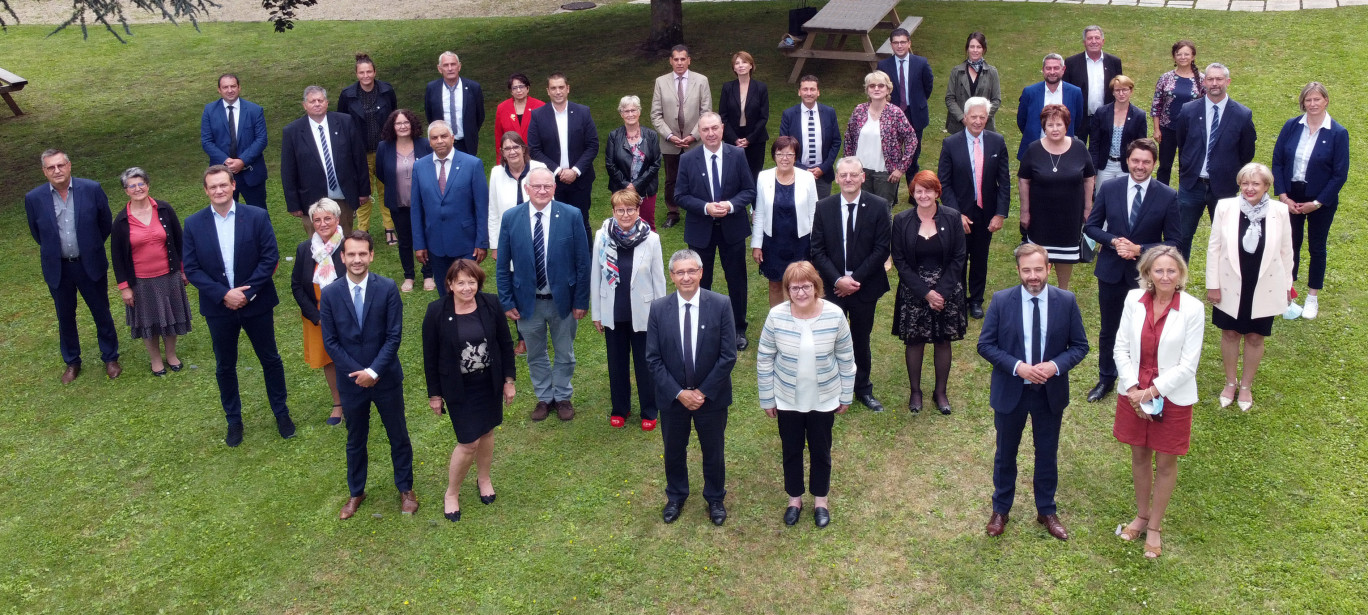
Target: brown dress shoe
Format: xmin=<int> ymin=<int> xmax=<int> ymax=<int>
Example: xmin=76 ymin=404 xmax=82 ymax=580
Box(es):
xmin=105 ymin=360 xmax=122 ymax=379
xmin=1037 ymin=514 xmax=1069 ymax=541
xmin=986 ymin=512 xmax=1009 ymax=537
xmin=339 ymin=493 xmax=366 ymax=520
xmin=556 ymin=400 xmax=575 ymax=421
xmin=400 ymin=490 xmax=419 ymax=515
xmin=530 ymin=401 xmax=551 ymax=421
xmin=60 ymin=364 xmax=81 ymax=384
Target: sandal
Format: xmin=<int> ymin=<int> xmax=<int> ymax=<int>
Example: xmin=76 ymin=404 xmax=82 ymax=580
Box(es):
xmin=1116 ymin=516 xmax=1148 ymax=542
xmin=1218 ymin=382 xmax=1237 ymax=408
xmin=1144 ymin=526 xmax=1163 ymax=559
xmin=385 ymin=228 xmax=398 ymax=246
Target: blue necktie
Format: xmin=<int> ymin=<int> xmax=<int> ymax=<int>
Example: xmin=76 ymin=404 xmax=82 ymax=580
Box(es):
xmin=710 ymin=153 xmax=721 ymax=202
xmin=353 ymin=284 xmax=364 ymax=323
xmin=1030 ymin=297 xmax=1042 ymax=365
xmin=534 ymin=211 xmax=548 ymax=290
xmin=1207 ymin=104 xmax=1221 ymax=157
xmin=1130 ymin=185 xmax=1143 ymax=231
xmin=318 ymin=124 xmax=340 ymax=193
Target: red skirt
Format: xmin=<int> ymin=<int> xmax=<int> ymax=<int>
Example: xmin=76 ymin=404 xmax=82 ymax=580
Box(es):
xmin=1113 ymin=395 xmax=1192 ymax=456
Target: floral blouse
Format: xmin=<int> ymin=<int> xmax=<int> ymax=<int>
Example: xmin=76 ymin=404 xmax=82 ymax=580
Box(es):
xmin=843 ymin=103 xmax=918 ymax=173
xmin=1150 ymin=70 xmax=1207 ymax=129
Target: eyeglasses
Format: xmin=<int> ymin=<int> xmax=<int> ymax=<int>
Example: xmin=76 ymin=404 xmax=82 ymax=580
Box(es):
xmin=394 ymin=121 xmax=411 ymax=127
xmin=613 ymin=209 xmax=639 ymax=216
xmin=671 ymin=267 xmax=702 ymax=277
xmin=510 ymin=84 xmax=528 ymax=91
xmin=867 ymin=83 xmax=888 ymax=89
xmin=774 ymin=152 xmax=796 ymax=159
xmin=501 ymin=146 xmax=522 ymax=152
xmin=788 ymin=284 xmax=814 ymax=294
xmin=528 ymin=184 xmax=555 ymax=192
xmin=125 ymin=182 xmax=148 ymax=190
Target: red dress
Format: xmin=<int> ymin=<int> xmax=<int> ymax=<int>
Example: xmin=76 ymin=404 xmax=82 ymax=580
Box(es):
xmin=1113 ymin=293 xmax=1193 ymax=455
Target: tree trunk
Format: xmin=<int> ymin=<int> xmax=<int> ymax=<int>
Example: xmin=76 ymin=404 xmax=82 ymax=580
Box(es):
xmin=646 ymin=0 xmax=682 ymax=53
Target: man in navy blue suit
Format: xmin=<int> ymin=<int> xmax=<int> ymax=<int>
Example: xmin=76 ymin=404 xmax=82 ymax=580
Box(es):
xmin=675 ymin=112 xmax=757 ymax=350
xmin=321 ymin=230 xmax=416 ymax=520
xmin=280 ymin=85 xmax=372 ymax=236
xmin=1173 ymin=62 xmax=1256 ymax=261
xmin=1016 ymin=54 xmax=1084 ymax=161
xmin=938 ymin=97 xmax=1011 ymax=319
xmin=977 ymin=243 xmax=1089 ymax=541
xmin=423 ymin=51 xmax=484 ymax=157
xmin=496 ymin=167 xmax=591 ymax=422
xmin=183 ymin=165 xmax=295 ymax=447
xmin=877 ymin=28 xmax=934 ymax=189
xmin=646 ymin=249 xmax=738 ymax=526
xmin=411 ymin=120 xmax=489 ymax=294
xmin=200 ymin=74 xmax=269 ymax=208
xmin=528 ymin=72 xmax=599 ymax=246
xmin=1083 ymin=139 xmax=1181 ymax=403
xmin=24 ymin=149 xmax=121 ymax=383
xmin=778 ymin=75 xmax=841 ymax=198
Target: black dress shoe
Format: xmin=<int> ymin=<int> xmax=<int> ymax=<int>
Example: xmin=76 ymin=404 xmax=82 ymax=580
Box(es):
xmin=662 ymin=213 xmax=680 ymax=228
xmin=662 ymin=500 xmax=684 ymax=524
xmin=783 ymin=505 xmax=802 ymax=526
xmin=907 ymin=391 xmax=923 ymax=414
xmin=857 ymin=393 xmax=885 ymax=413
xmin=444 ymin=510 xmax=462 ymax=522
xmin=1086 ymin=381 xmax=1114 ymax=403
xmin=480 ymin=493 xmax=497 ymax=505
xmin=276 ymin=414 xmax=297 ymax=439
xmin=813 ymin=506 xmax=830 ymax=528
xmin=736 ymin=337 xmax=749 ymax=351
xmin=969 ymin=304 xmax=985 ymax=319
xmin=708 ymin=500 xmax=727 ymax=526
xmin=938 ymin=402 xmax=953 ymax=415
xmin=167 ymin=361 xmax=184 ymax=372
xmin=225 ymin=423 xmax=244 ymax=447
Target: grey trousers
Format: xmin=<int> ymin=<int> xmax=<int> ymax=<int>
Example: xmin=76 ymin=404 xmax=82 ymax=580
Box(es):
xmin=517 ymin=297 xmax=579 ymax=402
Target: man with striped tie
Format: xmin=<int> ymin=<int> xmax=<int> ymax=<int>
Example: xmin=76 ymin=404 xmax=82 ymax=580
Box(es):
xmin=280 ymin=85 xmax=372 ymax=235
xmin=1172 ymin=63 xmax=1256 ymax=261
xmin=778 ymin=75 xmax=841 ymax=198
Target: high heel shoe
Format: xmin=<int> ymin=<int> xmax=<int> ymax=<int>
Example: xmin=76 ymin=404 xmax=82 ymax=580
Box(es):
xmin=480 ymin=493 xmax=497 ymax=505
xmin=1218 ymin=382 xmax=1237 ymax=408
xmin=444 ymin=510 xmax=462 ymax=522
xmin=1237 ymin=386 xmax=1253 ymax=412
xmin=1144 ymin=527 xmax=1163 ymax=559
xmin=1116 ymin=516 xmax=1148 ymax=541
xmin=326 ymin=404 xmax=344 ymax=426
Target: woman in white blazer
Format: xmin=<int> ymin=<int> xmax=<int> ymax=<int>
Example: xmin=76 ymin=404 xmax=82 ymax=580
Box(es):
xmin=591 ymin=186 xmax=668 ymax=431
xmin=751 ymin=136 xmax=819 ymax=307
xmin=1205 ymin=163 xmax=1293 ymax=412
xmin=1112 ymin=245 xmax=1204 ymax=559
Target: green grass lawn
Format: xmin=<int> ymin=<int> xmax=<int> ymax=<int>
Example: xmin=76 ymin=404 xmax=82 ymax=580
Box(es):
xmin=2 ymin=2 xmax=1367 ymax=612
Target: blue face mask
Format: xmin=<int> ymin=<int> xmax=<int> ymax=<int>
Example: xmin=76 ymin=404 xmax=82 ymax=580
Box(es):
xmin=1140 ymin=396 xmax=1164 ymax=417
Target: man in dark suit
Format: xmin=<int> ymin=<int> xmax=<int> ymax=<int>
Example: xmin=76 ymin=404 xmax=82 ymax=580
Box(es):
xmin=778 ymin=75 xmax=841 ymax=198
xmin=320 ymin=230 xmax=417 ymax=520
xmin=1016 ymin=54 xmax=1084 ymax=160
xmin=24 ymin=149 xmax=121 ymax=383
xmin=1084 ymin=139 xmax=1182 ymax=403
xmin=411 ymin=120 xmax=489 ymax=294
xmin=938 ymin=97 xmax=1011 ymax=319
xmin=423 ymin=51 xmax=484 ymax=157
xmin=1063 ymin=26 xmax=1123 ymax=146
xmin=1173 ymin=62 xmax=1256 ymax=261
xmin=529 ymin=72 xmax=599 ymax=246
xmin=496 ymin=167 xmax=591 ymax=422
xmin=280 ymin=85 xmax=372 ymax=236
xmin=809 ymin=157 xmax=891 ymax=412
xmin=645 ymin=249 xmax=738 ymax=526
xmin=977 ymin=243 xmax=1089 ymax=541
xmin=675 ymin=111 xmax=757 ymax=350
xmin=183 ymin=166 xmax=295 ymax=447
xmin=877 ymin=27 xmax=934 ymax=186
xmin=200 ymin=74 xmax=269 ymax=208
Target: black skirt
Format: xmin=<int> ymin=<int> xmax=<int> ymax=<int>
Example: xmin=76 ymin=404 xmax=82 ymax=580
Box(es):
xmin=448 ymin=370 xmax=503 ymax=444
xmin=125 ymin=272 xmax=193 ymax=339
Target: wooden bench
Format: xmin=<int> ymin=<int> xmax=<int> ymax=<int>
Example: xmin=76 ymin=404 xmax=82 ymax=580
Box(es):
xmin=875 ymin=16 xmax=924 ymax=55
xmin=0 ymin=66 xmax=27 ymax=117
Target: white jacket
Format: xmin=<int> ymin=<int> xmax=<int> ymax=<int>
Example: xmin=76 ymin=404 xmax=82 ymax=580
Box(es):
xmin=589 ymin=223 xmax=668 ymax=332
xmin=487 ymin=160 xmax=547 ymax=251
xmin=751 ymin=167 xmax=818 ymax=248
xmin=1114 ymin=288 xmax=1205 ymax=406
xmin=1205 ymin=197 xmax=1293 ymax=320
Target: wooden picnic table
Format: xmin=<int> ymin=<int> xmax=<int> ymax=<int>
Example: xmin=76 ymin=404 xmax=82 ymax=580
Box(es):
xmin=0 ymin=66 xmax=28 ymax=117
xmin=782 ymin=0 xmax=917 ymax=84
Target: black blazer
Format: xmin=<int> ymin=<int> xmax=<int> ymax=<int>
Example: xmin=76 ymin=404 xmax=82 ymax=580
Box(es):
xmin=605 ymin=125 xmax=662 ymax=196
xmin=423 ymin=78 xmax=485 ymax=156
xmin=645 ymin=289 xmax=737 ymax=412
xmin=336 ymin=80 xmax=398 ymax=152
xmin=422 ymin=292 xmax=516 ymax=403
xmin=1087 ymin=103 xmax=1148 ymax=172
xmin=719 ymin=79 xmax=769 ymax=146
xmin=528 ymin=101 xmax=599 ymax=188
xmin=1084 ymin=177 xmax=1182 ymax=285
xmin=808 ymin=191 xmax=891 ymax=304
xmin=374 ymin=137 xmax=434 ymax=211
xmin=280 ymin=112 xmax=372 ymax=214
xmin=937 ymin=129 xmax=1011 ymax=221
xmin=891 ymin=205 xmax=967 ymax=300
xmin=1063 ymin=51 xmax=1123 ymax=127
xmin=111 ymin=199 xmax=183 ymax=289
xmin=290 ymin=240 xmax=346 ymax=325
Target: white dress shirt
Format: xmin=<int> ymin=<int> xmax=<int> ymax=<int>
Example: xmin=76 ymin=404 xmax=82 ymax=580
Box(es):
xmin=221 ymin=99 xmax=239 ymax=141
xmin=1291 ymin=113 xmax=1331 ymax=183
xmin=1016 ymin=285 xmax=1060 ymax=382
xmin=443 ymin=79 xmax=464 ymax=140
xmin=1128 ymin=176 xmax=1151 ymax=224
xmin=552 ymin=103 xmax=574 ymax=175
xmin=345 ymin=274 xmax=379 ymax=380
xmin=702 ymin=144 xmax=733 ymax=211
xmin=802 ymin=103 xmax=823 ymax=169
xmin=1085 ymin=54 xmax=1106 ymax=114
xmin=308 ymin=116 xmax=345 ymax=199
xmin=432 ymin=150 xmax=455 ymax=185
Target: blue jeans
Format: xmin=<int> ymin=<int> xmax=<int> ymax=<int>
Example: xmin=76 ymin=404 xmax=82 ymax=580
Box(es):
xmin=516 ymin=297 xmax=579 ymax=403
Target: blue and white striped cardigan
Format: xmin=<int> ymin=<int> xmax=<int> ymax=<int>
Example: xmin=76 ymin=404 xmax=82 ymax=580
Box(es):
xmin=756 ymin=299 xmax=856 ymax=411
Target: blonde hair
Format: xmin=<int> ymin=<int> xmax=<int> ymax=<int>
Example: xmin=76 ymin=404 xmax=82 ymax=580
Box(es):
xmin=1137 ymin=245 xmax=1188 ymax=292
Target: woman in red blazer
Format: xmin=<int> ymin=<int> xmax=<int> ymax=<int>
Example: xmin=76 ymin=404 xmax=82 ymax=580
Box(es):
xmin=492 ymin=73 xmax=544 ymax=165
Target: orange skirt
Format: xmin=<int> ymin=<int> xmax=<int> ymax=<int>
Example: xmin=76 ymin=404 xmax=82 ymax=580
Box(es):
xmin=302 ymin=283 xmax=333 ymax=369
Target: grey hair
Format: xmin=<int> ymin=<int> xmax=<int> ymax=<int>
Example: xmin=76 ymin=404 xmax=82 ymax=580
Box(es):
xmin=835 ymin=156 xmax=863 ymax=174
xmin=1235 ymin=162 xmax=1273 ymax=190
xmin=308 ymin=198 xmax=343 ymax=220
xmin=669 ymin=249 xmax=703 ymax=273
xmin=963 ymin=96 xmax=992 ymax=116
xmin=618 ymin=95 xmax=642 ymax=112
xmin=438 ymin=51 xmax=460 ymax=64
xmin=527 ymin=166 xmax=555 ymax=182
xmin=119 ymin=167 xmax=148 ymax=188
xmin=39 ymin=148 xmax=69 ymax=165
xmin=303 ymin=85 xmax=327 ymax=102
xmin=1043 ymin=53 xmax=1064 ymax=67
xmin=698 ymin=111 xmax=721 ymax=125
xmin=1204 ymin=63 xmax=1230 ymax=80
xmin=428 ymin=120 xmax=452 ymax=138
xmin=1082 ymin=25 xmax=1104 ymax=41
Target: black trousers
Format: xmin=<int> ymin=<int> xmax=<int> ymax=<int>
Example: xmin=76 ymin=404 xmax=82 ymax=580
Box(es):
xmin=205 ymin=310 xmax=289 ymax=426
xmin=554 ymin=180 xmax=594 ymax=251
xmin=389 ymin=206 xmax=431 ymax=281
xmin=1096 ymin=277 xmax=1138 ymax=383
xmin=605 ymin=323 xmax=656 ymax=419
xmin=1287 ymin=181 xmax=1336 ymax=290
xmin=901 ymin=124 xmax=926 ymax=196
xmin=50 ymin=258 xmax=120 ymax=366
xmin=663 ymin=153 xmax=682 ymax=216
xmin=739 ymin=139 xmax=766 ymax=184
xmin=963 ymin=210 xmax=995 ymax=307
xmin=660 ymin=401 xmax=728 ymax=504
xmin=1156 ymin=126 xmax=1179 ymax=186
xmin=777 ymin=410 xmax=835 ymax=497
xmin=691 ymin=224 xmax=749 ymax=336
xmin=342 ymin=384 xmax=414 ymax=498
xmin=827 ymin=293 xmax=877 ymax=396
xmin=992 ymin=386 xmax=1061 ymax=516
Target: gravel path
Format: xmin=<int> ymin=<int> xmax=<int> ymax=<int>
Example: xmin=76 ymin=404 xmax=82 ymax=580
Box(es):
xmin=4 ymin=0 xmax=615 ymax=25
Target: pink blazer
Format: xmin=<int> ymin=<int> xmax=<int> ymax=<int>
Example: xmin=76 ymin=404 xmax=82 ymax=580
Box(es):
xmin=1205 ymin=196 xmax=1293 ymax=320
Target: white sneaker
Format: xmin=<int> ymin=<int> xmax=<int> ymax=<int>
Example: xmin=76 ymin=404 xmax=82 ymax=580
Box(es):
xmin=1303 ymin=295 xmax=1319 ymax=320
xmin=1282 ymin=302 xmax=1303 ymax=320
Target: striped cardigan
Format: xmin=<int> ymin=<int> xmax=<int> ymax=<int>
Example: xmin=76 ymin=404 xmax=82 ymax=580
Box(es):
xmin=756 ymin=299 xmax=856 ymax=411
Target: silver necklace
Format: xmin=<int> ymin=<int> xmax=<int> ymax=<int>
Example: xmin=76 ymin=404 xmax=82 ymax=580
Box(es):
xmin=1049 ymin=152 xmax=1062 ymax=172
